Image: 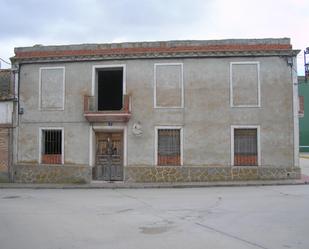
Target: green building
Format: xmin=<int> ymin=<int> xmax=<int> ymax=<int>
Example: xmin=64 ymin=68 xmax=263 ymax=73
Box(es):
xmin=299 ymin=76 xmax=309 ymax=152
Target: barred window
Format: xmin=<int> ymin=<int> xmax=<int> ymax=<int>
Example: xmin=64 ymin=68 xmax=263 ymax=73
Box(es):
xmin=234 ymin=128 xmax=257 ymax=166
xmin=158 ymin=129 xmax=181 ymax=166
xmin=41 ymin=129 xmax=62 ymax=164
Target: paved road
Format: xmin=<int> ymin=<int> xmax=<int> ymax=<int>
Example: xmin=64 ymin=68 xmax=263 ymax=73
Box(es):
xmin=0 ymin=185 xmax=308 ymax=249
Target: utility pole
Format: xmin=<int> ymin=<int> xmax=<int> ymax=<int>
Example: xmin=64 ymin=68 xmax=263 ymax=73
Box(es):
xmin=305 ymin=47 xmax=309 ymax=82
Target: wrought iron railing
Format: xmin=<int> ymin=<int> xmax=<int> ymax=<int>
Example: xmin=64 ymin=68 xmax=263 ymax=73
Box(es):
xmin=84 ymin=94 xmax=131 ymax=113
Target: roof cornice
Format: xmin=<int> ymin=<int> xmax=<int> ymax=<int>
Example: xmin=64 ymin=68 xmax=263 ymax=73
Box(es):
xmin=11 ymin=39 xmax=300 ymax=64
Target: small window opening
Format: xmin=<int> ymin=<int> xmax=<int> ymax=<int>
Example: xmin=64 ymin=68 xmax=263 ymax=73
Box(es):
xmin=42 ymin=130 xmax=62 ymax=164
xmin=97 ymin=68 xmax=123 ymax=111
xmin=158 ymin=129 xmax=181 ymax=166
xmin=234 ymin=128 xmax=257 ymax=166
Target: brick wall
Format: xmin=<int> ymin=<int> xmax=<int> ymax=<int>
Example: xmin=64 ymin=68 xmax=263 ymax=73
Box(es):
xmin=0 ymin=128 xmax=9 ymax=182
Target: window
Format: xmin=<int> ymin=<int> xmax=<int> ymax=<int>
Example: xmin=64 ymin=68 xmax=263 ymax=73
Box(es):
xmin=233 ymin=128 xmax=258 ymax=166
xmin=154 ymin=63 xmax=184 ymax=108
xmin=230 ymin=62 xmax=260 ymax=107
xmin=39 ymin=67 xmax=65 ymax=110
xmin=156 ymin=128 xmax=182 ymax=166
xmin=41 ymin=129 xmax=63 ymax=164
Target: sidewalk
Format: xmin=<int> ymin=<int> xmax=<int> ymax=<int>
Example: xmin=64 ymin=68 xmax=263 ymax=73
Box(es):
xmin=0 ymin=178 xmax=306 ymax=189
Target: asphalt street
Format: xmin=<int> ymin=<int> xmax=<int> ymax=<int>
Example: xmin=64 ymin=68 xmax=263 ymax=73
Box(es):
xmin=0 ymin=184 xmax=308 ymax=249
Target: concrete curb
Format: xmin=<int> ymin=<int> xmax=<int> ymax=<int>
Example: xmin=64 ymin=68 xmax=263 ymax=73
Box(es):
xmin=0 ymin=179 xmax=307 ymax=189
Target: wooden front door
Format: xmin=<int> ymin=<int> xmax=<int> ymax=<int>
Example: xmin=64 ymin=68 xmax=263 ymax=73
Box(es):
xmin=93 ymin=132 xmax=123 ymax=181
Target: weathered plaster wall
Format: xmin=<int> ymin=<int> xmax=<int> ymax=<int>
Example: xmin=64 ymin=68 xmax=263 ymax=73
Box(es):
xmin=17 ymin=123 xmax=89 ymax=165
xmin=232 ymin=63 xmax=259 ymax=106
xmin=0 ymin=102 xmax=13 ymax=124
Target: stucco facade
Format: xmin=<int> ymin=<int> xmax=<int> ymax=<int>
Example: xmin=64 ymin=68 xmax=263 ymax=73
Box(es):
xmin=11 ymin=38 xmax=301 ymax=183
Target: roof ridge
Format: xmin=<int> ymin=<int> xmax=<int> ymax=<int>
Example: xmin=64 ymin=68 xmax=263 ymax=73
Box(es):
xmin=14 ymin=38 xmax=291 ymax=52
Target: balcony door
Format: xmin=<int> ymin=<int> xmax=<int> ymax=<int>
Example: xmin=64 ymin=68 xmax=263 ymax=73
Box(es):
xmin=97 ymin=68 xmax=123 ymax=111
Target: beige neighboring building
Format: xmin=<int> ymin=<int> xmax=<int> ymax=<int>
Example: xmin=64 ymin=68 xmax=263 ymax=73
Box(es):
xmin=10 ymin=38 xmax=301 ymax=183
xmin=0 ymin=69 xmax=15 ymax=182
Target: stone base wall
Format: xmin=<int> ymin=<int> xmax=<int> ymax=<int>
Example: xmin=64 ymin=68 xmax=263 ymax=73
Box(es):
xmin=12 ymin=164 xmax=301 ymax=184
xmin=14 ymin=164 xmax=91 ymax=184
xmin=125 ymin=166 xmax=301 ymax=183
xmin=0 ymin=172 xmax=9 ymax=183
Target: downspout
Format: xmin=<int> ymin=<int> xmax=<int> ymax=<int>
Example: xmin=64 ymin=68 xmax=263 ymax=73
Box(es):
xmin=10 ymin=62 xmax=21 ymax=182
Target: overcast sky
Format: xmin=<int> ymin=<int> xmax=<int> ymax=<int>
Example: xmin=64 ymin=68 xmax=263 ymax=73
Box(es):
xmin=0 ymin=0 xmax=308 ymax=74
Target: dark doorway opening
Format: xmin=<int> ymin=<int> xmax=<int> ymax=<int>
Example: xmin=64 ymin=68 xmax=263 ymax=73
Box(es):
xmin=98 ymin=68 xmax=123 ymax=111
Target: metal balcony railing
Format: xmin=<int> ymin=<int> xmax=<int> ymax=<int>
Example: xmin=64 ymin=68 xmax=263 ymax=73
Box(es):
xmin=83 ymin=94 xmax=131 ymax=122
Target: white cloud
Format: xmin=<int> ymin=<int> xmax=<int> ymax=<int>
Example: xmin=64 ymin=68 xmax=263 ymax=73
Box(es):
xmin=204 ymin=0 xmax=309 ymax=74
xmin=0 ymin=0 xmax=308 ymax=74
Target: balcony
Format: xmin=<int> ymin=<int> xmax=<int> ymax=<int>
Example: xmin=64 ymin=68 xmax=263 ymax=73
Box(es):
xmin=84 ymin=94 xmax=131 ymax=123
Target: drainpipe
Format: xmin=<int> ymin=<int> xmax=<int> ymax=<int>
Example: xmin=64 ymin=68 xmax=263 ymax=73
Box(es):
xmin=10 ymin=62 xmax=20 ymax=182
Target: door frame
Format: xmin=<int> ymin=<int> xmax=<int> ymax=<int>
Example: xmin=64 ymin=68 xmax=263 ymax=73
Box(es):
xmin=91 ymin=64 xmax=126 ymax=96
xmin=89 ymin=125 xmax=127 ymax=180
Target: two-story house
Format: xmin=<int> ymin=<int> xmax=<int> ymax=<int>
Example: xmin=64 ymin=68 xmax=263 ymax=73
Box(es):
xmin=10 ymin=38 xmax=301 ymax=183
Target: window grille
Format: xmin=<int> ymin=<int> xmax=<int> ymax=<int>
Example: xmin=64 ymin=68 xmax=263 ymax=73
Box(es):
xmin=42 ymin=130 xmax=62 ymax=164
xmin=158 ymin=129 xmax=180 ymax=166
xmin=234 ymin=128 xmax=257 ymax=166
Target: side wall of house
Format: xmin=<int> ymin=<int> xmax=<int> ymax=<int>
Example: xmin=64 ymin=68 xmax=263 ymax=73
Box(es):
xmin=14 ymin=56 xmax=300 ymax=183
